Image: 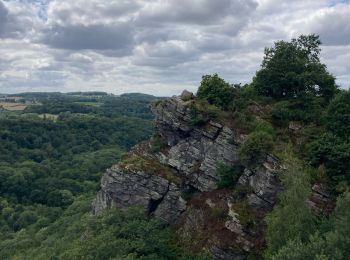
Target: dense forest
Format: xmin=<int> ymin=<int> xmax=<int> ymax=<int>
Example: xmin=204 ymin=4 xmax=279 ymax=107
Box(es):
xmin=1 ymin=34 xmax=350 ymax=259
xmin=0 ymin=93 xmax=176 ymax=259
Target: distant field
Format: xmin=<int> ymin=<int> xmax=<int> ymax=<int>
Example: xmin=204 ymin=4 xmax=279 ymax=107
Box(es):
xmin=0 ymin=102 xmax=27 ymax=111
xmin=39 ymin=114 xmax=59 ymax=121
xmin=74 ymin=101 xmax=103 ymax=107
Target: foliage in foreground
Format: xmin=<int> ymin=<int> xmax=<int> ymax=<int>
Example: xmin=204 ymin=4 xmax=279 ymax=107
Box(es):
xmin=306 ymin=91 xmax=350 ymax=183
xmin=270 ymin=192 xmax=350 ymax=260
xmin=0 ymin=198 xmax=191 ymax=260
xmin=265 ymin=157 xmax=316 ymax=258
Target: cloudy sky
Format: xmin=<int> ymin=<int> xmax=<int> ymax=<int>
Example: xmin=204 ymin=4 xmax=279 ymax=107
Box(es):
xmin=0 ymin=0 xmax=349 ymax=96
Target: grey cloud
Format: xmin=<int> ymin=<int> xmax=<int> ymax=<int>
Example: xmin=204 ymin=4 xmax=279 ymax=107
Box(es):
xmin=0 ymin=1 xmax=8 ymax=24
xmin=132 ymin=41 xmax=200 ymax=67
xmin=46 ymin=0 xmax=139 ymax=26
xmin=194 ymin=33 xmax=238 ymax=52
xmin=308 ymin=6 xmax=350 ymax=46
xmin=101 ymin=1 xmax=140 ymax=17
xmin=40 ymin=0 xmax=258 ymax=58
xmin=36 ymin=50 xmax=103 ymax=79
xmin=0 ymin=2 xmax=10 ymax=37
xmin=137 ymin=0 xmax=257 ymax=26
xmin=322 ymin=46 xmax=350 ymax=87
xmin=0 ymin=1 xmax=25 ymax=38
xmin=0 ymin=70 xmax=68 ymax=93
xmin=41 ymin=23 xmax=134 ymax=54
xmin=41 ymin=0 xmax=141 ymax=53
xmin=256 ymin=0 xmax=326 ymax=15
xmin=135 ymin=27 xmax=180 ymax=44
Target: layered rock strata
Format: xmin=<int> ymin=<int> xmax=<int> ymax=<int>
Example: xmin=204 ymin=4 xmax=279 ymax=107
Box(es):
xmin=92 ymin=91 xmax=285 ymax=259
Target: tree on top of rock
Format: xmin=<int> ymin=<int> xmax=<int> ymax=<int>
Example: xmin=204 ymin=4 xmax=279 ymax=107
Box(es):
xmin=197 ymin=73 xmax=235 ymax=110
xmin=252 ymin=34 xmax=337 ymax=101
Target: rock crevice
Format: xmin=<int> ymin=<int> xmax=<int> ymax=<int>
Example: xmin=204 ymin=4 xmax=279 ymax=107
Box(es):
xmin=92 ymin=165 xmax=186 ymax=224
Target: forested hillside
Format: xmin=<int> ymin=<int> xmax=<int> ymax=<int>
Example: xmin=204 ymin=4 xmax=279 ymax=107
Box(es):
xmin=0 ymin=93 xmax=169 ymax=259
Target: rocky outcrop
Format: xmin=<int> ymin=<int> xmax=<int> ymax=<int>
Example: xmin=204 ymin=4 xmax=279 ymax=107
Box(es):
xmin=93 ymin=91 xmax=284 ymax=259
xmin=151 ymin=96 xmax=194 ymax=146
xmin=152 ymin=96 xmax=245 ymax=192
xmin=92 ymin=165 xmax=186 ymax=224
xmin=180 ymin=89 xmax=195 ymax=101
xmin=152 ymin=95 xmax=283 ymax=210
xmin=307 ymin=184 xmax=335 ymax=215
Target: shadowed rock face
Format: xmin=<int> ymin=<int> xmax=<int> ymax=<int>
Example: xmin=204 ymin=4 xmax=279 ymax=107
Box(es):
xmin=92 ymin=92 xmax=284 ymax=259
xmin=238 ymin=155 xmax=284 ymax=211
xmin=92 ymin=165 xmax=186 ymax=224
xmin=306 ymin=184 xmax=335 ymax=215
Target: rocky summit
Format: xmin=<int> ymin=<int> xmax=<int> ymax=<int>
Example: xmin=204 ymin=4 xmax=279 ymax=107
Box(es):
xmin=92 ymin=90 xmax=285 ymax=259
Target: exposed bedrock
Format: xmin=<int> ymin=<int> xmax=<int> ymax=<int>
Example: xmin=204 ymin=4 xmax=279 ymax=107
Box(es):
xmin=93 ymin=91 xmax=285 ymax=259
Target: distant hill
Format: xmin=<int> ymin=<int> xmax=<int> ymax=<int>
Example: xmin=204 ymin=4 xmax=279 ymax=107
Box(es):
xmin=120 ymin=93 xmax=168 ymax=101
xmin=66 ymin=91 xmax=109 ymax=96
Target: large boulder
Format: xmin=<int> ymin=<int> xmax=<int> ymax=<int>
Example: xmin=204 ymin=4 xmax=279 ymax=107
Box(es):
xmin=181 ymin=90 xmax=195 ymax=101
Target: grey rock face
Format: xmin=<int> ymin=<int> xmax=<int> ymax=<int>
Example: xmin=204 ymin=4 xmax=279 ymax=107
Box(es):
xmin=92 ymin=165 xmax=186 ymax=224
xmin=238 ymin=155 xmax=283 ymax=210
xmin=180 ymin=90 xmax=195 ymax=101
xmin=152 ymin=96 xmax=283 ymax=207
xmin=225 ymin=200 xmax=254 ymax=252
xmin=151 ymin=96 xmax=194 ymax=146
xmin=152 ymin=97 xmax=244 ymax=192
xmin=94 ymin=94 xmax=283 ymax=216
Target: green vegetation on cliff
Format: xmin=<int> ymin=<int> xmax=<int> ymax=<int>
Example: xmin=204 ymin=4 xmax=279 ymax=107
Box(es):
xmin=196 ymin=35 xmax=350 ymax=259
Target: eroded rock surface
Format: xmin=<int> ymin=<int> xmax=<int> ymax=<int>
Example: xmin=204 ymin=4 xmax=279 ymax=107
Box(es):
xmin=152 ymin=96 xmax=245 ymax=191
xmin=93 ymin=92 xmax=284 ymax=259
xmin=238 ymin=155 xmax=284 ymax=211
xmin=92 ymin=165 xmax=186 ymax=224
xmin=175 ymin=190 xmax=265 ymax=260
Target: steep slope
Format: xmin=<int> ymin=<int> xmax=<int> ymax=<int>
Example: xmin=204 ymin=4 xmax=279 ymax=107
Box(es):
xmin=93 ymin=91 xmax=285 ymax=259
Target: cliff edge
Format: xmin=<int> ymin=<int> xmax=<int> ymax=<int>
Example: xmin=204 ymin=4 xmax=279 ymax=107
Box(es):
xmin=92 ymin=91 xmax=285 ymax=259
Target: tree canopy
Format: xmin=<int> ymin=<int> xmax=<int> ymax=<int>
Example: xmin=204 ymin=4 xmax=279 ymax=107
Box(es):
xmin=325 ymin=91 xmax=350 ymax=137
xmin=271 ymin=192 xmax=350 ymax=260
xmin=252 ymin=34 xmax=337 ymax=101
xmin=197 ymin=73 xmax=235 ymax=110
